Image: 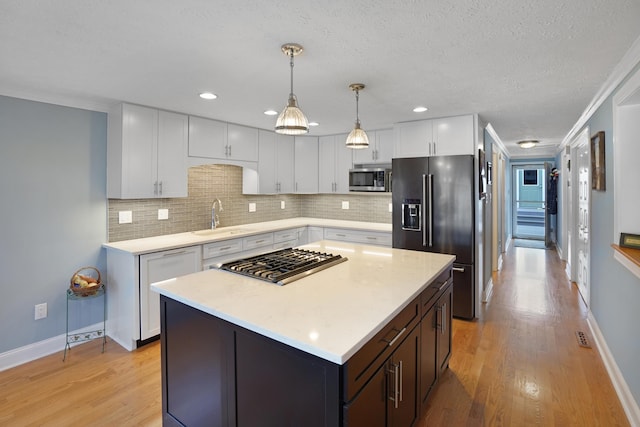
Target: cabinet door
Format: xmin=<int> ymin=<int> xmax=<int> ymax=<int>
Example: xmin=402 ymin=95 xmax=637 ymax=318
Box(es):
xmin=393 ymin=120 xmax=431 ymax=159
xmin=121 ymin=104 xmax=158 ymax=198
xmin=375 ymin=129 xmax=394 ymax=164
xmin=437 ymin=284 xmax=453 ymax=373
xmin=188 ymin=116 xmax=227 ymax=158
xmin=257 ymin=130 xmax=277 ymax=193
xmin=140 ymin=247 xmax=200 ymax=341
xmin=419 ymin=304 xmax=438 ymax=409
xmin=387 ymin=326 xmax=419 ymax=427
xmin=343 ymin=365 xmax=386 ymax=427
xmin=318 ymin=135 xmax=336 ymax=193
xmin=157 ymin=111 xmax=188 ymax=198
xmin=294 ymin=136 xmax=319 ymax=193
xmin=335 ymin=133 xmax=353 ymax=193
xmin=276 ymin=134 xmax=295 ymax=193
xmin=227 ymin=123 xmax=258 ymax=162
xmin=433 ymin=114 xmax=474 ymax=156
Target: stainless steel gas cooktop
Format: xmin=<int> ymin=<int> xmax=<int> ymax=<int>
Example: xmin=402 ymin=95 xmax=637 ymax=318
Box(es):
xmin=217 ymin=247 xmax=347 ymax=285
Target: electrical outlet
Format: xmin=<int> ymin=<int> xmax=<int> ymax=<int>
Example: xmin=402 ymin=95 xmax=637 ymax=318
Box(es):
xmin=158 ymin=208 xmax=169 ymax=220
xmin=118 ymin=211 xmax=132 ymax=224
xmin=341 ymin=201 xmax=349 ymax=210
xmin=280 ymin=200 xmax=285 ymax=210
xmin=35 ymin=303 xmax=47 ymax=320
xmin=248 ymin=203 xmax=256 ymax=213
xmin=389 ymin=203 xmax=393 ymax=213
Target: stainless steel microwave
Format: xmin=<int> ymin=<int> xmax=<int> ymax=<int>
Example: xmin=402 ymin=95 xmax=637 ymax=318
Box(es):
xmin=349 ymin=168 xmax=391 ymax=192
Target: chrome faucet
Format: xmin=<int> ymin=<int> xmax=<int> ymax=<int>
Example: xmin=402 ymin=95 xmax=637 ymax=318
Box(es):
xmin=211 ymin=198 xmax=223 ymax=229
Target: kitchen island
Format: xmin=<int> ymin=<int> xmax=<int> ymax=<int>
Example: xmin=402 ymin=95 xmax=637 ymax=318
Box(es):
xmin=152 ymin=240 xmax=455 ymax=427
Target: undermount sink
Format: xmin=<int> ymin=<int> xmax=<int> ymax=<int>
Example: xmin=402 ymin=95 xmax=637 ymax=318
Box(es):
xmin=191 ymin=228 xmax=255 ymax=237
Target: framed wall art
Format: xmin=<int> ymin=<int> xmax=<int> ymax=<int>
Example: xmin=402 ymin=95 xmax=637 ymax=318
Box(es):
xmin=591 ymin=131 xmax=605 ymax=190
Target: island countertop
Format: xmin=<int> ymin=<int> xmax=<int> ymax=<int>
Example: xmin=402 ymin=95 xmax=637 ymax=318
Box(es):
xmin=151 ymin=240 xmax=455 ymax=364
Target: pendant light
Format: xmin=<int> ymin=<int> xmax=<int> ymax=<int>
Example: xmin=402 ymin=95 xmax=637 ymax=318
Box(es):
xmin=345 ymin=83 xmax=370 ymax=149
xmin=275 ymin=43 xmax=309 ymax=135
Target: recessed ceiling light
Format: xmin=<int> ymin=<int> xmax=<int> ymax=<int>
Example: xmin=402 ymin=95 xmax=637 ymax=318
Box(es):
xmin=308 ymin=122 xmax=319 ymax=127
xmin=199 ymin=92 xmax=217 ymax=100
xmin=413 ymin=106 xmax=428 ymax=113
xmin=264 ymin=109 xmax=278 ymax=116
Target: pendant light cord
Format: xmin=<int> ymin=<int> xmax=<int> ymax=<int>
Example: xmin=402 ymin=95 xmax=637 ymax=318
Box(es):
xmin=355 ymin=88 xmax=360 ymax=126
xmin=289 ymin=49 xmax=295 ymax=98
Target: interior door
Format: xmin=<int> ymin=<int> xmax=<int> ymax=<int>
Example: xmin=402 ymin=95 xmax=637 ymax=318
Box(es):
xmin=575 ymin=135 xmax=591 ymax=306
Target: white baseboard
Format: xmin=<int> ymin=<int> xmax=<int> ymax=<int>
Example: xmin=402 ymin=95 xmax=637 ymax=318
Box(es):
xmin=497 ymin=254 xmax=503 ymax=271
xmin=505 ymin=236 xmax=512 ymax=252
xmin=0 ymin=323 xmax=106 ymax=372
xmin=587 ymin=311 xmax=640 ymax=427
xmin=556 ymin=244 xmax=564 ymax=260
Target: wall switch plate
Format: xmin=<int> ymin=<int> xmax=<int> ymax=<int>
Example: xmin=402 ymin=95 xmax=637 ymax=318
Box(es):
xmin=341 ymin=201 xmax=349 ymax=210
xmin=158 ymin=209 xmax=169 ymax=220
xmin=389 ymin=203 xmax=393 ymax=213
xmin=35 ymin=303 xmax=47 ymax=320
xmin=280 ymin=200 xmax=285 ymax=210
xmin=249 ymin=203 xmax=256 ymax=212
xmin=118 ymin=211 xmax=132 ymax=224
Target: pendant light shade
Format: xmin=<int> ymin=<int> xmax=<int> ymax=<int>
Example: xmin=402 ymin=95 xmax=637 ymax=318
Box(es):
xmin=345 ymin=83 xmax=369 ymax=149
xmin=275 ymin=44 xmax=309 ymax=135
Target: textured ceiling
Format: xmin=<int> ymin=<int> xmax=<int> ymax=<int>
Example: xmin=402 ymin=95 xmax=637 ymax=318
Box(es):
xmin=2 ymin=0 xmax=640 ymax=158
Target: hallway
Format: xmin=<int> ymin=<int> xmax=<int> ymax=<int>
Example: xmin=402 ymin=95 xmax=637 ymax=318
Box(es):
xmin=420 ymin=243 xmax=629 ymax=426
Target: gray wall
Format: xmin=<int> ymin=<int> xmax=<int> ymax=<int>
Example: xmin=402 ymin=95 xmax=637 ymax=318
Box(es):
xmin=0 ymin=95 xmax=107 ymax=353
xmin=581 ymin=85 xmax=640 ymax=404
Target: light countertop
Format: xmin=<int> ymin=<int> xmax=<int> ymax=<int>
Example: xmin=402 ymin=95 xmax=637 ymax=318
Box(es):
xmin=102 ymin=217 xmax=392 ymax=255
xmin=151 ymin=240 xmax=454 ymax=364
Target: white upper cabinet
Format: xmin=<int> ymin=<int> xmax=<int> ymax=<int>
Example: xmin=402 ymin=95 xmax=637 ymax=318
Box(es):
xmin=227 ymin=123 xmax=259 ymax=162
xmin=319 ymin=134 xmax=352 ymax=193
xmin=107 ymin=103 xmax=188 ymax=199
xmin=393 ymin=114 xmax=475 ymax=158
xmin=352 ymin=129 xmax=394 ymax=165
xmin=294 ymin=136 xmax=319 ymax=193
xmin=188 ymin=117 xmax=258 ymax=162
xmin=256 ymin=130 xmax=294 ymax=194
xmin=188 ymin=116 xmax=227 ymax=159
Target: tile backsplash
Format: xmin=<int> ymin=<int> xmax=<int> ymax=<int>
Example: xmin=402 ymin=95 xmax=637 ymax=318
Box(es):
xmin=108 ymin=164 xmax=391 ymax=242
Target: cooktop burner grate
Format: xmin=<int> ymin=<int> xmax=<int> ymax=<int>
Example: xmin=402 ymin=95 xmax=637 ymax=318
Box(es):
xmin=217 ymin=248 xmax=347 ymax=285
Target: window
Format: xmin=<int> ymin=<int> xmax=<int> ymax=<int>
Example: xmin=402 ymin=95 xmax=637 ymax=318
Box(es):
xmin=523 ymin=169 xmax=538 ymax=186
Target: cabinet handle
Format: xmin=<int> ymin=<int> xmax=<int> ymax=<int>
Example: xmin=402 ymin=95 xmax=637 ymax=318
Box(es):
xmin=219 ymin=246 xmax=232 ymax=251
xmin=399 ymin=360 xmax=403 ymax=403
xmin=228 ymin=145 xmax=232 ymax=157
xmin=452 ymin=267 xmax=465 ymax=273
xmin=159 ymin=181 xmax=163 ymax=195
xmin=387 ymin=361 xmax=400 ymax=409
xmin=436 ymin=280 xmax=449 ymax=292
xmin=442 ymin=303 xmax=447 ymax=334
xmin=366 ymin=236 xmax=377 ymax=240
xmin=295 ymin=182 xmax=298 ymax=192
xmin=383 ymin=327 xmax=407 ymax=347
xmin=255 ymin=239 xmax=265 ymax=244
xmin=154 ymin=181 xmax=158 ymax=195
xmin=336 ymin=233 xmax=346 ymax=238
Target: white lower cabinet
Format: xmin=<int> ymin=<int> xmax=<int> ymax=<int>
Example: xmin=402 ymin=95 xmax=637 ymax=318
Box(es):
xmin=139 ymin=246 xmax=200 ymax=341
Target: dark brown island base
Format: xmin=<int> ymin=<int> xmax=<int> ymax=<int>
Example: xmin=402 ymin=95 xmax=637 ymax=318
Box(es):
xmin=153 ymin=241 xmax=454 ymax=426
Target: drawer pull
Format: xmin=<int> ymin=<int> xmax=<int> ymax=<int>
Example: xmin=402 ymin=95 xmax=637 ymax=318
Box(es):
xmin=255 ymin=239 xmax=265 ymax=244
xmin=383 ymin=327 xmax=407 ymax=347
xmin=366 ymin=236 xmax=377 ymax=240
xmin=219 ymin=246 xmax=232 ymax=251
xmin=452 ymin=267 xmax=465 ymax=273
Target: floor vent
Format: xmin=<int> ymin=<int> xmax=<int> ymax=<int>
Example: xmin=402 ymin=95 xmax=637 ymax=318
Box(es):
xmin=576 ymin=331 xmax=592 ymax=348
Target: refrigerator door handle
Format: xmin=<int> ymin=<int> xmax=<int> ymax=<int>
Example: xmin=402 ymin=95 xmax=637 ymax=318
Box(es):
xmin=422 ymin=174 xmax=427 ymax=246
xmin=427 ymin=174 xmax=434 ymax=247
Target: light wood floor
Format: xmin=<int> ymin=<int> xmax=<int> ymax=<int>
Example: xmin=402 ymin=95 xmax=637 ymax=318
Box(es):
xmin=0 ymin=244 xmax=629 ymax=426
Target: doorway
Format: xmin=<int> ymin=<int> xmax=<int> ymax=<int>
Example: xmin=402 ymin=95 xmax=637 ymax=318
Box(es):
xmin=512 ymin=164 xmax=547 ymax=242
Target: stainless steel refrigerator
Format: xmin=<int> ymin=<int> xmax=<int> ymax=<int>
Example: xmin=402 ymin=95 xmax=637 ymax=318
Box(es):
xmin=392 ymin=155 xmax=475 ymax=319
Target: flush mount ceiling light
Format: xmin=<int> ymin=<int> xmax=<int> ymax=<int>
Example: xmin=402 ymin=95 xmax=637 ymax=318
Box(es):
xmin=199 ymin=92 xmax=217 ymax=100
xmin=345 ymin=83 xmax=370 ymax=149
xmin=517 ymin=139 xmax=539 ymax=149
xmin=275 ymin=43 xmax=309 ymax=135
